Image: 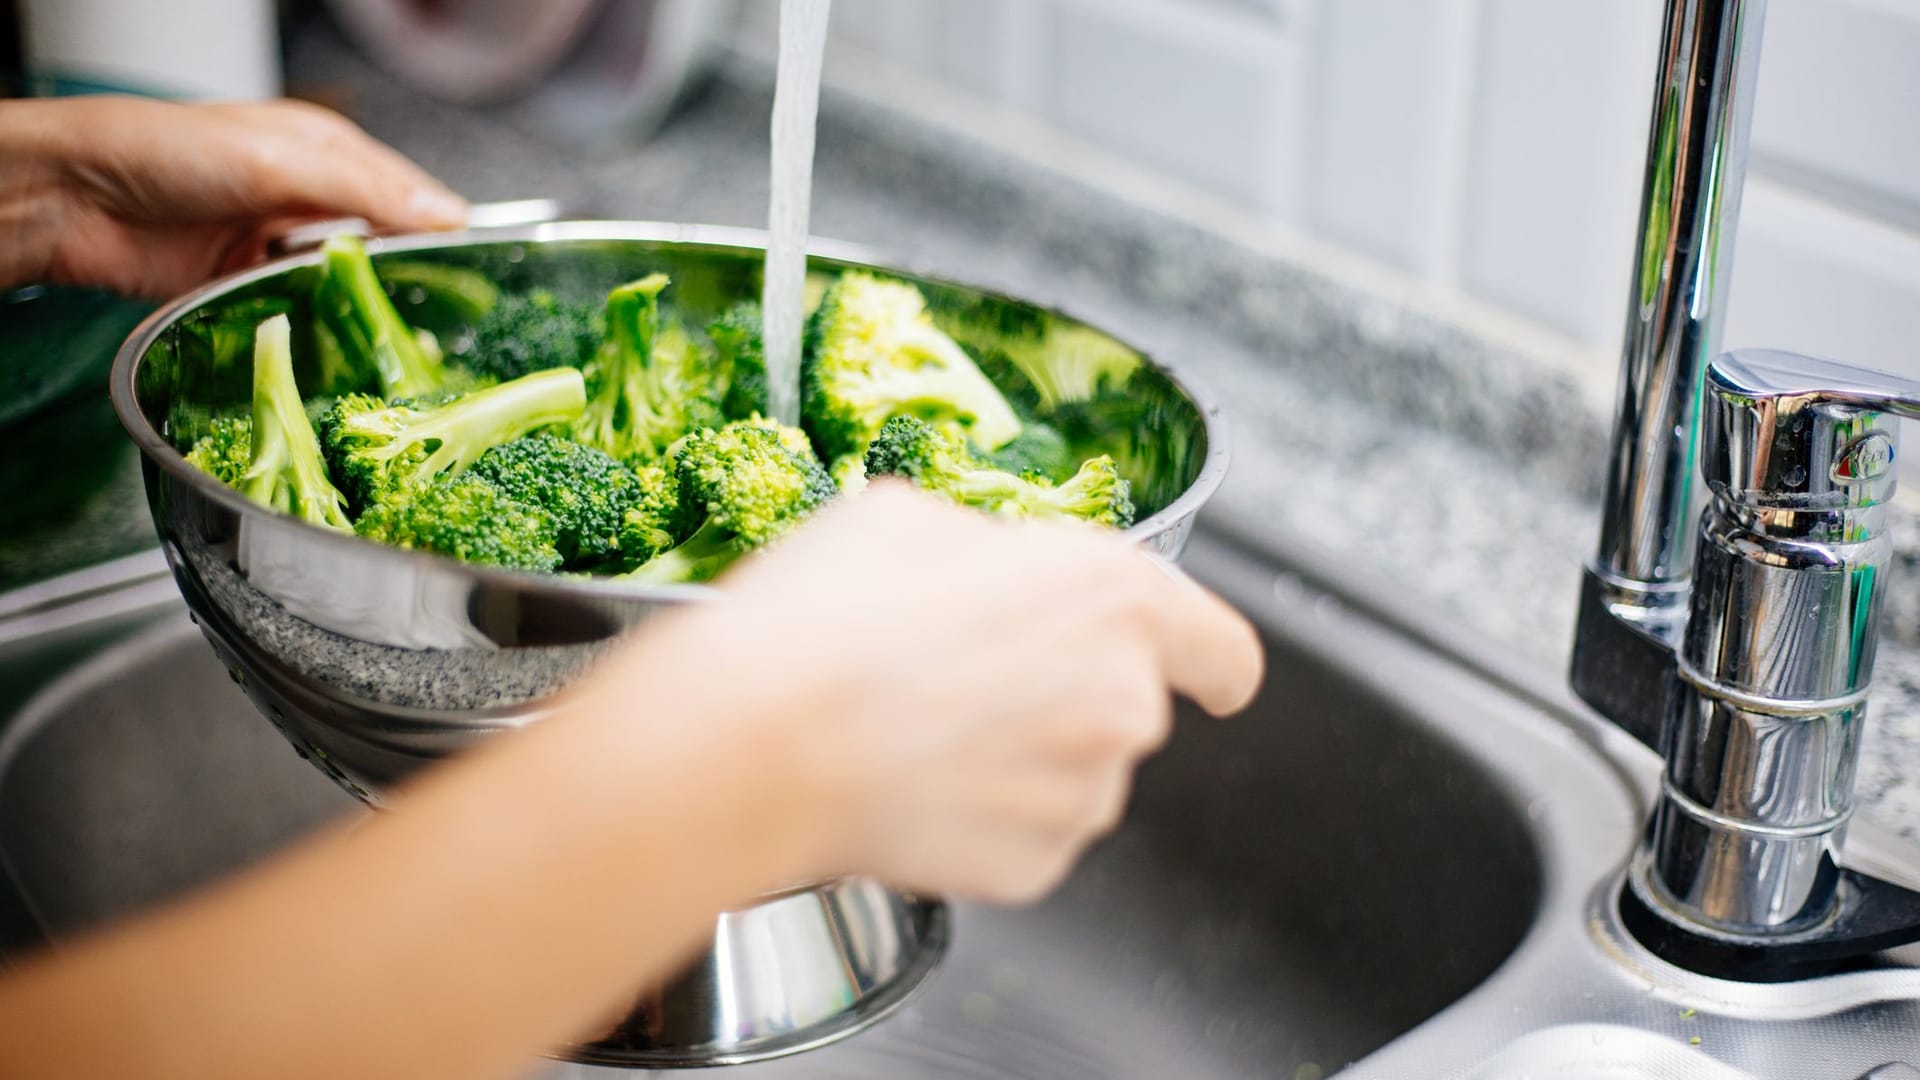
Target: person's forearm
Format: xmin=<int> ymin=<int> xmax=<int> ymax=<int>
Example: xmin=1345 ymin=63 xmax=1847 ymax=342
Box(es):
xmin=0 ymin=632 xmax=827 ymax=1080
xmin=0 ymin=102 xmax=64 ymax=291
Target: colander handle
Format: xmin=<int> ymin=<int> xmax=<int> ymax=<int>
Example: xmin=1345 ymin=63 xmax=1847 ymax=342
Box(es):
xmin=265 ymin=198 xmax=574 ymax=256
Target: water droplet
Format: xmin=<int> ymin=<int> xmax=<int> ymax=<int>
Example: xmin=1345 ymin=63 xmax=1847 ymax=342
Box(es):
xmin=1784 ymin=464 xmax=1807 ymax=486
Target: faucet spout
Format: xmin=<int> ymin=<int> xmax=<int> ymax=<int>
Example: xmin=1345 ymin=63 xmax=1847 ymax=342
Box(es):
xmin=1590 ymin=0 xmax=1767 ymax=635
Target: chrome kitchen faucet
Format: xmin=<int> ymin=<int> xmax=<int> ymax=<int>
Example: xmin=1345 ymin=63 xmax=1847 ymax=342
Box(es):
xmin=1572 ymin=0 xmax=1920 ymax=979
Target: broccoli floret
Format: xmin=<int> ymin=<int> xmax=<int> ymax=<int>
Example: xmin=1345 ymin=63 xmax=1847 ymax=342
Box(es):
xmin=574 ymin=274 xmax=724 ymax=462
xmin=354 ymin=473 xmax=562 ymax=572
xmin=615 ymin=462 xmax=684 ymax=566
xmin=185 ymin=416 xmax=254 ymax=487
xmin=314 ymin=235 xmax=450 ymax=399
xmin=864 ymin=415 xmax=1134 ymax=528
xmin=710 ymin=301 xmax=768 ymax=422
xmin=988 ymin=422 xmax=1073 ymax=482
xmin=802 ymin=272 xmax=1023 ymax=463
xmin=220 ymin=315 xmax=355 ymax=530
xmin=461 ymin=289 xmax=603 ymax=383
xmin=998 ymin=325 xmax=1141 ymax=413
xmin=622 ymin=422 xmax=836 ymax=584
xmin=319 ymin=367 xmax=587 ymax=511
xmin=727 ymin=413 xmax=816 ymax=459
xmin=470 ymin=433 xmax=647 ymax=565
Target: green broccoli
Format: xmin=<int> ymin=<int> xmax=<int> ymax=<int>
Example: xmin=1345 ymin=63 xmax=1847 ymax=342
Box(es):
xmin=727 ymin=413 xmax=815 ymax=458
xmin=864 ymin=414 xmax=1134 ymax=528
xmin=310 ymin=319 xmax=362 ymax=397
xmin=189 ymin=296 xmax=294 ymax=384
xmin=217 ymin=314 xmax=355 ymax=530
xmin=319 ymin=367 xmax=588 ymax=511
xmin=354 ymin=473 xmax=562 ymax=572
xmin=802 ymin=272 xmax=1023 ymax=463
xmin=574 ymin=274 xmax=724 ymax=462
xmin=314 ymin=235 xmax=450 ymax=399
xmin=470 ymin=433 xmax=648 ymax=565
xmin=988 ymin=422 xmax=1073 ymax=482
xmin=184 ymin=416 xmax=254 ymax=487
xmin=997 ymin=324 xmax=1141 ymax=413
xmin=709 ymin=301 xmax=768 ymax=422
xmin=615 ymin=461 xmax=685 ymax=567
xmin=621 ymin=421 xmax=836 ymax=585
xmin=375 ymin=260 xmax=502 ymax=326
xmin=461 ymin=289 xmax=603 ymax=383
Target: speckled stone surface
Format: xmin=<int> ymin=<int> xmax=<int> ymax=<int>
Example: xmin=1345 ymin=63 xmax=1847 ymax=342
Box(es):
xmin=270 ymin=24 xmax=1917 ymax=839
xmin=186 ymin=543 xmax=614 ymax=713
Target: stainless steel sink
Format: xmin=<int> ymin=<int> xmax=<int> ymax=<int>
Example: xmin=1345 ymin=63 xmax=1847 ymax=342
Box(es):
xmin=4 ymin=530 xmax=1919 ymax=1078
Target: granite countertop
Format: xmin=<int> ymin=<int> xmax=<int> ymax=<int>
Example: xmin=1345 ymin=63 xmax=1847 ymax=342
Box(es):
xmin=38 ymin=23 xmax=1917 ymax=840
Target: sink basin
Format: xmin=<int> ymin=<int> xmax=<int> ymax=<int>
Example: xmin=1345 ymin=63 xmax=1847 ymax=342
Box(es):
xmin=0 ymin=531 xmax=1544 ymax=1078
xmin=6 ymin=529 xmax=1917 ymax=1078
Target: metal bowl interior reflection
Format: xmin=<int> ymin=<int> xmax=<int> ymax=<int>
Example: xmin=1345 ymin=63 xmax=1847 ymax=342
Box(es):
xmin=109 ymin=222 xmax=1228 ymax=1069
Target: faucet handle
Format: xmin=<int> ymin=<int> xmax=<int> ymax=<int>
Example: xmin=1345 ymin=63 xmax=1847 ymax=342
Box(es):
xmin=1627 ymin=346 xmax=1920 ymax=980
xmin=1704 ymin=349 xmax=1920 ymax=514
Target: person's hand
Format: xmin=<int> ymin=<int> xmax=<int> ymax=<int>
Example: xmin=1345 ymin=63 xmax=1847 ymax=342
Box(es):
xmin=580 ymin=484 xmax=1265 ymax=904
xmin=0 ymin=96 xmax=467 ymax=297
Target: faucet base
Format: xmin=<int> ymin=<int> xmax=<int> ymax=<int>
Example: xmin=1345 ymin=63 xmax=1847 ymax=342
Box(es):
xmin=1618 ymin=863 xmax=1920 ymax=982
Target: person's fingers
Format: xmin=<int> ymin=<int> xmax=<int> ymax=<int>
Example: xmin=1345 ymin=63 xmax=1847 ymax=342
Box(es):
xmin=56 ymin=97 xmax=467 ymax=232
xmin=1080 ymin=761 xmax=1135 ymax=839
xmin=1129 ymin=550 xmax=1265 ymax=717
xmin=216 ymin=102 xmax=469 ymax=232
xmin=1024 ymin=652 xmax=1172 ymax=764
xmin=941 ymin=829 xmax=1084 ymax=906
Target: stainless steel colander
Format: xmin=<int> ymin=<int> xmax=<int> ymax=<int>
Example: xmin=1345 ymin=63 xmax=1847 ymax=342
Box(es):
xmin=109 ymin=221 xmax=1229 ymax=1068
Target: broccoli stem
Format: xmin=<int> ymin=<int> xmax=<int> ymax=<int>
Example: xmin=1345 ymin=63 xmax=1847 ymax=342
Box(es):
xmin=948 ymin=462 xmax=1120 ymax=523
xmin=239 ymin=315 xmax=353 ymax=531
xmin=578 ymin=274 xmax=671 ymax=454
xmin=621 ymin=519 xmax=737 ymax=584
xmin=607 ymin=273 xmax=670 ymax=366
xmin=371 ymin=368 xmax=589 ymax=481
xmin=947 ymin=467 xmax=1030 ymax=511
xmin=317 ymin=235 xmax=445 ymax=399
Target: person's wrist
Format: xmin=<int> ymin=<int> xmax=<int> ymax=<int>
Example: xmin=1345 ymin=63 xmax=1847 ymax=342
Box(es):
xmin=567 ymin=609 xmax=863 ymax=894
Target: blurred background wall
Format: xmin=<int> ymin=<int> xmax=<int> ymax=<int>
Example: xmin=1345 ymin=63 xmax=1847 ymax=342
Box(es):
xmin=11 ymin=0 xmax=281 ymax=98
xmin=775 ymin=0 xmax=1920 ymax=381
xmin=1 ymin=0 xmax=1914 ymax=384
